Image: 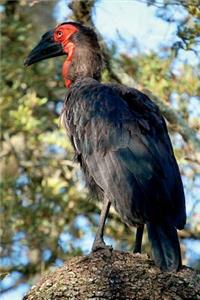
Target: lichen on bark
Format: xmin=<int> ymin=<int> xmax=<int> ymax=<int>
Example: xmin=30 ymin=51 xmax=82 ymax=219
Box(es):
xmin=24 ymin=250 xmax=200 ymax=300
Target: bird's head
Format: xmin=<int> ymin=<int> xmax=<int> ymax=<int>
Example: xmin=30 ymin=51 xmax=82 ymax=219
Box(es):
xmin=25 ymin=22 xmax=103 ymax=87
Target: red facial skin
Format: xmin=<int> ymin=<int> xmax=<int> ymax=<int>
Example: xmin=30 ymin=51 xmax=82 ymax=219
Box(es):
xmin=54 ymin=24 xmax=78 ymax=88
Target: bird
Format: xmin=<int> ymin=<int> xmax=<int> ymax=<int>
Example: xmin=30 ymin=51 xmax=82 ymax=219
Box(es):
xmin=25 ymin=21 xmax=186 ymax=272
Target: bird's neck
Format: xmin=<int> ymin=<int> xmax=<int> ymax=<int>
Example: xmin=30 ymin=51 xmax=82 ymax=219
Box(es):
xmin=62 ymin=45 xmax=103 ymax=88
xmin=62 ymin=59 xmax=73 ymax=88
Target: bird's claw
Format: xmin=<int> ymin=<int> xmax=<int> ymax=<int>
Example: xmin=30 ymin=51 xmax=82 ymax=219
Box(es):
xmin=91 ymin=238 xmax=112 ymax=252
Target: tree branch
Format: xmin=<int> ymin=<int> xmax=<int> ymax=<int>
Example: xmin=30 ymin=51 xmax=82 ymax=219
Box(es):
xmin=23 ymin=250 xmax=200 ymax=300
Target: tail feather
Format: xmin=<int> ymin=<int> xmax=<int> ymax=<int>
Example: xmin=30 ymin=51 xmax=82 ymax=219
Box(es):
xmin=146 ymin=222 xmax=182 ymax=271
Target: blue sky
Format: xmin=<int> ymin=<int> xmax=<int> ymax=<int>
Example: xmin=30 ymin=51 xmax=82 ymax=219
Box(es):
xmin=95 ymin=0 xmax=176 ymax=51
xmin=1 ymin=1 xmax=199 ymax=299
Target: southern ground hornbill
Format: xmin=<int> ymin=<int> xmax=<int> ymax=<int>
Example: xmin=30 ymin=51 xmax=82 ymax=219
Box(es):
xmin=25 ymin=22 xmax=186 ymax=272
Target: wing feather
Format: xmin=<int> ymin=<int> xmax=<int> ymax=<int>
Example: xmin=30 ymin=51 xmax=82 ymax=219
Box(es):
xmin=63 ymin=78 xmax=186 ymax=228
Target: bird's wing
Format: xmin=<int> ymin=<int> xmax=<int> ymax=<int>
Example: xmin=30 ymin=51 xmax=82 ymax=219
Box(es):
xmin=64 ymin=79 xmax=186 ymax=228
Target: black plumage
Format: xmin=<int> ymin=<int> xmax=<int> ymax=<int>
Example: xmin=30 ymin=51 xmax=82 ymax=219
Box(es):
xmin=61 ymin=78 xmax=186 ymax=271
xmin=25 ymin=21 xmax=186 ymax=272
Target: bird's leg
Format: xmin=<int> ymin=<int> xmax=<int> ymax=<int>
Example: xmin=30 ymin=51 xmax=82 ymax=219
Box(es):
xmin=133 ymin=225 xmax=144 ymax=253
xmin=92 ymin=197 xmax=111 ymax=252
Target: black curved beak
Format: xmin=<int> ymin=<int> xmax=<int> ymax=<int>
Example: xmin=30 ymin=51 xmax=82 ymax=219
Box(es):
xmin=24 ymin=30 xmax=65 ymax=66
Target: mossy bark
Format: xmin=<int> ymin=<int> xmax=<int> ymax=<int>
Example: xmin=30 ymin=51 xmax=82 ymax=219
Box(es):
xmin=24 ymin=250 xmax=200 ymax=300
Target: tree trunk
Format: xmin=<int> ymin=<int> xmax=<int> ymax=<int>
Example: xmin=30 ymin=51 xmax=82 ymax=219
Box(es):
xmin=23 ymin=250 xmax=200 ymax=300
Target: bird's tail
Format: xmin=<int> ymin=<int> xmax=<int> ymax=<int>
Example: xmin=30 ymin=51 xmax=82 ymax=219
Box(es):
xmin=146 ymin=222 xmax=182 ymax=272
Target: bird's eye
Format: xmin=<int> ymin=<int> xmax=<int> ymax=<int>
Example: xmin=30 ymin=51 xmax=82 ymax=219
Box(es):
xmin=57 ymin=31 xmax=63 ymax=37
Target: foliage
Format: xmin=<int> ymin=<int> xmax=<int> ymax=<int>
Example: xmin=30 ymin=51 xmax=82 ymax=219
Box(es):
xmin=153 ymin=0 xmax=200 ymax=52
xmin=0 ymin=0 xmax=200 ymax=294
xmin=0 ymin=0 xmax=95 ymax=292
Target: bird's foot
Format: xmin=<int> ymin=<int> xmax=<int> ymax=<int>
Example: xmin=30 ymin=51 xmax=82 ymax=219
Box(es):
xmin=133 ymin=247 xmax=142 ymax=254
xmin=91 ymin=238 xmax=112 ymax=252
